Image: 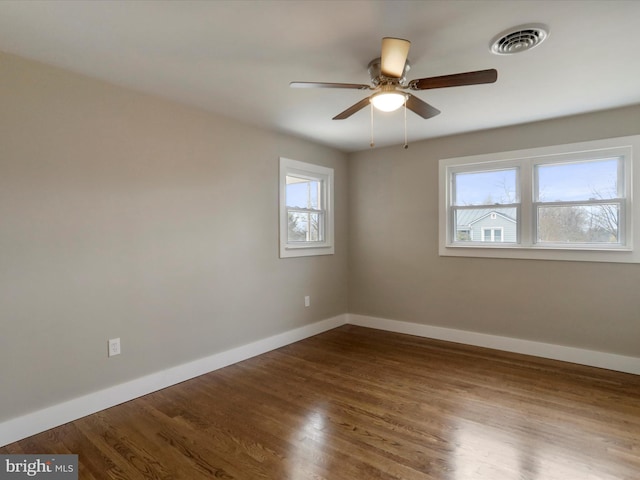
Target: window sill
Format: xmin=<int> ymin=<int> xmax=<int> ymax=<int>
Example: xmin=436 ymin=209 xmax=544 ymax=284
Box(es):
xmin=441 ymin=243 xmax=635 ymax=263
xmin=281 ymin=244 xmax=334 ymax=258
xmin=446 ymin=242 xmax=631 ymax=251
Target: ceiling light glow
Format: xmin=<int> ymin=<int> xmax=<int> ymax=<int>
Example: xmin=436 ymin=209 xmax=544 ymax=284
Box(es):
xmin=370 ymin=91 xmax=406 ymax=112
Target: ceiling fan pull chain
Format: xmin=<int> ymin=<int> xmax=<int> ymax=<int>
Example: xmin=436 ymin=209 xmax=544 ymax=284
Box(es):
xmin=370 ymin=103 xmax=375 ymax=148
xmin=403 ymin=98 xmax=408 ymax=149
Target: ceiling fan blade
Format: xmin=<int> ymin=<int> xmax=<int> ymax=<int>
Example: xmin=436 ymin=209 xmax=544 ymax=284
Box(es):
xmin=405 ymin=94 xmax=441 ymax=119
xmin=381 ymin=37 xmax=411 ymax=78
xmin=333 ymin=97 xmax=371 ymax=120
xmin=410 ymin=68 xmax=498 ymax=90
xmin=290 ymin=81 xmax=370 ymax=90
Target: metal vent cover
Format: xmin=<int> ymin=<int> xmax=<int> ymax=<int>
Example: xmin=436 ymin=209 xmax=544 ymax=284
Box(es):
xmin=490 ymin=24 xmax=549 ymax=55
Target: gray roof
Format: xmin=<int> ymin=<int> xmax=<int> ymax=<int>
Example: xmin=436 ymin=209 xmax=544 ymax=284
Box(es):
xmin=455 ymin=208 xmax=517 ymax=228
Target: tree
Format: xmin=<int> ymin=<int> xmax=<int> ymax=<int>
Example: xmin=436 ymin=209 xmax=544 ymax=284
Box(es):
xmin=587 ymin=187 xmax=619 ymax=242
xmin=538 ymin=206 xmax=589 ymax=242
xmin=287 ymin=213 xmax=306 ymax=241
xmin=537 ymin=204 xmax=618 ymax=243
xmin=288 ymin=212 xmax=321 ymax=242
xmin=537 ymin=179 xmax=619 ymax=243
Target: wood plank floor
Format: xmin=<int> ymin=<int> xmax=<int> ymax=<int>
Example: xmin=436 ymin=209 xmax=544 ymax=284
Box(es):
xmin=2 ymin=325 xmax=640 ymax=479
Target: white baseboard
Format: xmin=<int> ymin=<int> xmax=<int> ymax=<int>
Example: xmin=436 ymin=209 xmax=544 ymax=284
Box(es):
xmin=4 ymin=312 xmax=639 ymax=447
xmin=347 ymin=313 xmax=640 ymax=376
xmin=0 ymin=314 xmax=347 ymax=448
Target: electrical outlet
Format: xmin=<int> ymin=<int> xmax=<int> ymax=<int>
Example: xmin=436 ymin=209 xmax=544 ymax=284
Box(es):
xmin=304 ymin=295 xmax=310 ymax=307
xmin=108 ymin=338 xmax=121 ymax=357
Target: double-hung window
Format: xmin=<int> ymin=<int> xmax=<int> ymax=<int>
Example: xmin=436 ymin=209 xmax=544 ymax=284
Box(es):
xmin=534 ymin=157 xmax=625 ymax=245
xmin=279 ymin=157 xmax=334 ymax=258
xmin=450 ymin=165 xmax=520 ymax=245
xmin=439 ymin=135 xmax=639 ymax=263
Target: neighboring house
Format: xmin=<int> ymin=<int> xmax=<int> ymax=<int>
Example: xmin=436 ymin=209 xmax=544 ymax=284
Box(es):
xmin=456 ymin=208 xmax=517 ymax=242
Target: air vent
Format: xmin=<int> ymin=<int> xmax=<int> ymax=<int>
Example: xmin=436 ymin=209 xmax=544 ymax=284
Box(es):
xmin=490 ymin=24 xmax=549 ymax=55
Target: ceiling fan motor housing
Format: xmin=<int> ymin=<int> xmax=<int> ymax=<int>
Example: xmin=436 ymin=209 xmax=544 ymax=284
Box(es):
xmin=368 ymin=58 xmax=411 ymax=86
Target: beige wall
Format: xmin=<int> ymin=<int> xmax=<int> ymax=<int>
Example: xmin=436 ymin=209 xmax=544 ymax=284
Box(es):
xmin=3 ymin=48 xmax=640 ymax=427
xmin=348 ymin=105 xmax=640 ymax=357
xmin=0 ymin=52 xmax=348 ymax=422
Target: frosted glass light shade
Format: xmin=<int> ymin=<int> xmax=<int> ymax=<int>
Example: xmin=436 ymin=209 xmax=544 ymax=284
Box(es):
xmin=370 ymin=91 xmax=406 ymax=112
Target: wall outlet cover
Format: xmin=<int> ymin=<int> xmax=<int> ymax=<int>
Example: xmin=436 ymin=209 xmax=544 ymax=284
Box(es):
xmin=108 ymin=338 xmax=121 ymax=357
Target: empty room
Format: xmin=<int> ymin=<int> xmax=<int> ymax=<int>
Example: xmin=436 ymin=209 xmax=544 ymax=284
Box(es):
xmin=1 ymin=1 xmax=639 ymax=479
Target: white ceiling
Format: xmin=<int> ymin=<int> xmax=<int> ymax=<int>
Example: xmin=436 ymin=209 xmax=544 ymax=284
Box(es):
xmin=1 ymin=0 xmax=639 ymax=152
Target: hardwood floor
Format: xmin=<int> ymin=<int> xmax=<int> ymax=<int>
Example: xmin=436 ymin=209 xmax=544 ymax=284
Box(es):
xmin=2 ymin=325 xmax=640 ymax=479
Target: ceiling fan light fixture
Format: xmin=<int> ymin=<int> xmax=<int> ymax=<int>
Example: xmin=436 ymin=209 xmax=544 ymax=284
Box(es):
xmin=370 ymin=90 xmax=407 ymax=112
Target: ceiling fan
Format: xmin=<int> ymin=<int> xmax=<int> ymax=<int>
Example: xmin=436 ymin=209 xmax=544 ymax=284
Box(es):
xmin=290 ymin=37 xmax=497 ymax=121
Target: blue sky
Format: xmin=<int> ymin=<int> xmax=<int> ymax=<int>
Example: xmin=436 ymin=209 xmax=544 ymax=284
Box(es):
xmin=455 ymin=169 xmax=516 ymax=205
xmin=455 ymin=158 xmax=619 ymax=205
xmin=537 ymin=158 xmax=618 ymax=202
xmin=286 ymin=178 xmax=319 ymax=209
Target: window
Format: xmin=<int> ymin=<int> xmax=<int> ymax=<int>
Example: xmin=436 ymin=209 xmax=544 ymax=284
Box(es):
xmin=482 ymin=227 xmax=503 ymax=242
xmin=534 ymin=158 xmax=623 ymax=245
xmin=456 ymin=228 xmax=472 ymax=241
xmin=279 ymin=157 xmax=334 ymax=258
xmin=439 ymin=135 xmax=640 ymax=263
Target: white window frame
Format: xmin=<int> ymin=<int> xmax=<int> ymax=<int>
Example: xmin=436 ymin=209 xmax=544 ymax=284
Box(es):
xmin=279 ymin=157 xmax=334 ymax=258
xmin=439 ymin=135 xmax=640 ymax=263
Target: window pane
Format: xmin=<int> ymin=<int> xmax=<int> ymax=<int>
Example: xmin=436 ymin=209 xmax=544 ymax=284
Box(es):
xmin=286 ymin=175 xmax=320 ymax=209
xmin=536 ymin=158 xmax=620 ymax=202
xmin=453 ymin=169 xmax=517 ymax=206
xmin=537 ymin=204 xmax=619 ymax=243
xmin=454 ymin=207 xmax=517 ymax=243
xmin=288 ymin=211 xmax=322 ymax=242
